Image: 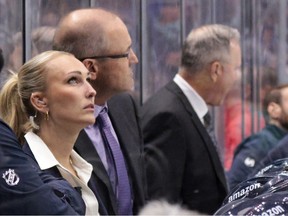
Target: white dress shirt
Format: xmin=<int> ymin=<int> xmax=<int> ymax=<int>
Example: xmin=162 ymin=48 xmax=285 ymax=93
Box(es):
xmin=24 ymin=131 xmax=99 ymax=216
xmin=173 ymin=74 xmax=208 ymax=124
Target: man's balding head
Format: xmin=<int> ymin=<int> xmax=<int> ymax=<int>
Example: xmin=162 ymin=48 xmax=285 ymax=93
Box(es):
xmin=52 ymin=8 xmax=137 ymax=104
xmin=53 ymin=8 xmax=125 ymax=59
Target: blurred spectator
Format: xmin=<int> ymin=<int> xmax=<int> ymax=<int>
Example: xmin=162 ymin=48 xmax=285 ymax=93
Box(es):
xmin=0 ymin=32 xmax=24 ymax=89
xmin=32 ymin=26 xmax=56 ymax=54
xmin=148 ymin=0 xmax=181 ymax=93
xmin=39 ymin=0 xmax=81 ymax=26
xmin=184 ymin=1 xmax=201 ymax=32
xmin=224 ymin=67 xmax=276 ymax=170
xmin=5 ymin=32 xmax=24 ymax=73
xmin=260 ymin=24 xmax=278 ymax=69
xmin=228 ymin=84 xmax=288 ymax=190
xmin=0 ymin=48 xmax=4 ymax=72
xmin=216 ymin=0 xmax=241 ymax=28
xmin=224 ymin=85 xmax=255 ymax=170
xmin=0 ymin=26 xmax=55 ymax=90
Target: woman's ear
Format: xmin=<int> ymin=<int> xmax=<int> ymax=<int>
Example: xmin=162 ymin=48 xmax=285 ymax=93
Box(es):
xmin=30 ymin=92 xmax=48 ymax=113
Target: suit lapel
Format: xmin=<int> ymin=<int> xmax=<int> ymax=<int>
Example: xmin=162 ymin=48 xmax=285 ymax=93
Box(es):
xmin=74 ymin=130 xmax=117 ymax=212
xmin=75 ymin=131 xmax=110 ymax=185
xmin=108 ymin=105 xmax=134 ymax=159
xmin=166 ymin=81 xmax=228 ymax=192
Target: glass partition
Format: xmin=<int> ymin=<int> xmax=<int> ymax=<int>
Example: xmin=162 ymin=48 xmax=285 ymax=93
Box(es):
xmin=0 ymin=0 xmax=287 ymax=172
xmin=0 ymin=0 xmax=22 ymax=88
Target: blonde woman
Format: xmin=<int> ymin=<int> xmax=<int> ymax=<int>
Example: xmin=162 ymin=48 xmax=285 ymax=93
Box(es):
xmin=0 ymin=50 xmax=99 ymax=215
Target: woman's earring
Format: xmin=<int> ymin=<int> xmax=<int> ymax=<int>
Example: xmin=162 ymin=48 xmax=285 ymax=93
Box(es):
xmin=45 ymin=111 xmax=49 ymax=121
xmin=29 ymin=112 xmax=40 ymax=130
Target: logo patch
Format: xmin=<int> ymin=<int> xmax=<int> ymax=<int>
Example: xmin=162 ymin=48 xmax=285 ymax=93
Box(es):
xmin=2 ymin=169 xmax=20 ymax=186
xmin=244 ymin=157 xmax=255 ymax=167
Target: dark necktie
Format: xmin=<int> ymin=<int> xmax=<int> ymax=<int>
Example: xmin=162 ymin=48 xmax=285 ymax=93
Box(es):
xmin=203 ymin=112 xmax=215 ymax=142
xmin=204 ymin=111 xmax=222 ymax=161
xmin=98 ymin=108 xmax=133 ymax=215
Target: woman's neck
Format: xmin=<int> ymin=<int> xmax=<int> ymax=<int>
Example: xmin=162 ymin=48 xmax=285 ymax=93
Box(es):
xmin=36 ymin=123 xmax=80 ymax=175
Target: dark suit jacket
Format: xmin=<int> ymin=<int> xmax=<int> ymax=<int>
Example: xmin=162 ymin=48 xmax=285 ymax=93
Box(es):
xmin=22 ymin=143 xmax=86 ymax=215
xmin=74 ymin=93 xmax=146 ymax=215
xmin=141 ymin=81 xmax=228 ymax=215
xmin=0 ymin=119 xmax=79 ymax=215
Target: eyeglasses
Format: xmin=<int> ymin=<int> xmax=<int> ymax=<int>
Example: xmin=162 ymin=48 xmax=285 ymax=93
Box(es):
xmin=79 ymin=50 xmax=130 ymax=61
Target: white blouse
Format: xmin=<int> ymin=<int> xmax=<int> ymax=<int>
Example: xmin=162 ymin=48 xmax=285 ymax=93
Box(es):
xmin=24 ymin=131 xmax=99 ymax=216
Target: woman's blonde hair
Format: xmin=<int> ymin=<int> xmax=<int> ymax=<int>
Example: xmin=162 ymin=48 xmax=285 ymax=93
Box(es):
xmin=0 ymin=50 xmax=73 ymax=143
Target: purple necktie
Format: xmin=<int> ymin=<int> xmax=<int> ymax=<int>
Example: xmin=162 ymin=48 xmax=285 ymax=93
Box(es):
xmin=98 ymin=108 xmax=133 ymax=215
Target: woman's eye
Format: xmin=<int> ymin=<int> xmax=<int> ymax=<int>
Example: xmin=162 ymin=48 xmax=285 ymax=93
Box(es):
xmin=68 ymin=77 xmax=79 ymax=85
xmin=86 ymin=77 xmax=92 ymax=83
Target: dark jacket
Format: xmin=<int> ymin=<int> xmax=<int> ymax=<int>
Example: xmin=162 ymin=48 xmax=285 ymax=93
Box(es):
xmin=252 ymin=134 xmax=288 ymax=175
xmin=0 ymin=119 xmax=80 ymax=215
xmin=228 ymin=124 xmax=287 ymax=190
xmin=141 ymin=81 xmax=227 ymax=215
xmin=22 ymin=143 xmax=86 ymax=215
xmin=75 ymin=93 xmax=147 ymax=215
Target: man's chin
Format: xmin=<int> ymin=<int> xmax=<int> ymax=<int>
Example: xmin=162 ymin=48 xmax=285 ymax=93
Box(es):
xmin=125 ymin=81 xmax=135 ymax=91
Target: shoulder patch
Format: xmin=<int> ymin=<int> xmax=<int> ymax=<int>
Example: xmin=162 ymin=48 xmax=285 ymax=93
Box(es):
xmin=244 ymin=157 xmax=255 ymax=167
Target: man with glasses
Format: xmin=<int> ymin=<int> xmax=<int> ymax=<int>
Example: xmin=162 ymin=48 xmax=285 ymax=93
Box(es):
xmin=53 ymin=8 xmax=146 ymax=215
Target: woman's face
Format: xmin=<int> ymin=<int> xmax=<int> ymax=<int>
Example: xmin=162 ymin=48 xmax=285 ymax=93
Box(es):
xmin=43 ymin=54 xmax=96 ymax=129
